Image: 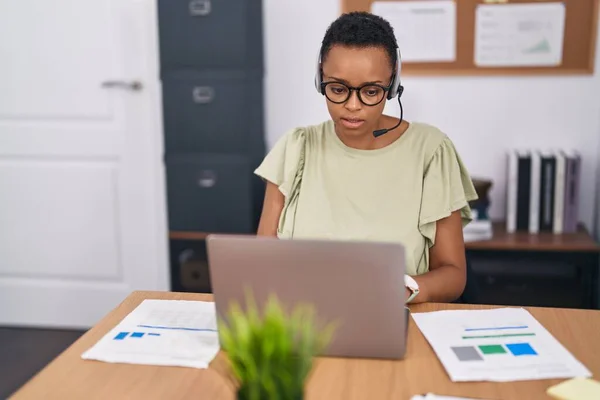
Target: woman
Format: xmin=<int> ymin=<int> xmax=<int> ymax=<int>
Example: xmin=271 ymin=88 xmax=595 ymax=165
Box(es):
xmin=254 ymin=11 xmax=478 ymax=304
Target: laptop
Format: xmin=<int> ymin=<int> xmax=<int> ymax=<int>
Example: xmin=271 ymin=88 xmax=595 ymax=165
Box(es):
xmin=206 ymin=234 xmax=409 ymax=360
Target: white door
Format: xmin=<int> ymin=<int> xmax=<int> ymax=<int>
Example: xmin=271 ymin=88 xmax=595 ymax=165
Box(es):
xmin=0 ymin=0 xmax=169 ymax=328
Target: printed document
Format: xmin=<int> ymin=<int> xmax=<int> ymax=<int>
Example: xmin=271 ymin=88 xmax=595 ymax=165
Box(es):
xmin=371 ymin=1 xmax=456 ymax=62
xmin=474 ymin=3 xmax=566 ymax=67
xmin=82 ymin=299 xmax=220 ymax=369
xmin=411 ymin=395 xmax=489 ymax=400
xmin=412 ymin=308 xmax=591 ymax=382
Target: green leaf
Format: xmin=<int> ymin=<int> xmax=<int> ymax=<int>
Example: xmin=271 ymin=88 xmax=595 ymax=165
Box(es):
xmin=218 ymin=289 xmax=337 ymax=399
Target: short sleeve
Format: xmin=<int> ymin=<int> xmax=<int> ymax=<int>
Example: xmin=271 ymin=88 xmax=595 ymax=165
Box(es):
xmin=418 ymin=136 xmax=478 ymax=247
xmin=254 ymin=127 xmax=306 ymax=198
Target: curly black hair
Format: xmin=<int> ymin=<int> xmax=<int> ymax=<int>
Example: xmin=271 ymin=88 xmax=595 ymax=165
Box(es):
xmin=320 ymin=11 xmax=398 ymax=70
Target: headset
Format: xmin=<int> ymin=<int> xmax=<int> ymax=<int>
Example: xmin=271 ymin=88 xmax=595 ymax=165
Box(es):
xmin=314 ymin=47 xmax=405 ymax=137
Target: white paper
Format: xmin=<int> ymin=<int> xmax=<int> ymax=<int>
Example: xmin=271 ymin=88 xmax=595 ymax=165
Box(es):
xmin=412 ymin=308 xmax=591 ymax=382
xmin=411 ymin=395 xmax=489 ymax=400
xmin=475 ymin=3 xmax=566 ymax=67
xmin=371 ymin=1 xmax=456 ymax=62
xmin=81 ymin=299 xmax=220 ymax=369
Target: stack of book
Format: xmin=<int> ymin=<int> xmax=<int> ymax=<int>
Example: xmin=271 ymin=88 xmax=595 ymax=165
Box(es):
xmin=505 ymin=149 xmax=581 ymax=234
xmin=463 ymin=215 xmax=493 ymax=242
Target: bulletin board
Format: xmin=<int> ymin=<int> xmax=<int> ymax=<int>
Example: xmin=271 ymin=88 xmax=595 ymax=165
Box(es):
xmin=340 ymin=0 xmax=599 ymax=75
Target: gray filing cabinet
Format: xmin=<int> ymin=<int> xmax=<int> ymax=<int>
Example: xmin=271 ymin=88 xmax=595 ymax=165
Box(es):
xmin=162 ymin=70 xmax=264 ymax=155
xmin=165 ymin=154 xmax=254 ymax=233
xmin=158 ymin=0 xmax=263 ymax=71
xmin=158 ymin=0 xmax=266 ymax=292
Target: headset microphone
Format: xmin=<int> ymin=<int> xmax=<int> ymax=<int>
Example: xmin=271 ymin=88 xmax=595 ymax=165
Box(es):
xmin=373 ymin=85 xmax=404 ymax=138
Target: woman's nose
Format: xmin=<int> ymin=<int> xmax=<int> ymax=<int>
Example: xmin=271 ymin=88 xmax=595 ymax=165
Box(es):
xmin=344 ymin=90 xmax=362 ymax=111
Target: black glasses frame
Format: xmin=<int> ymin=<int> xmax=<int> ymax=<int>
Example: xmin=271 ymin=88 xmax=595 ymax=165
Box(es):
xmin=320 ymin=78 xmax=394 ymax=106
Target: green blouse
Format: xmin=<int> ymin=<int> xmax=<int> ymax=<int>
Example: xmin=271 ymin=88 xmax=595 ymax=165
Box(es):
xmin=254 ymin=119 xmax=478 ymax=276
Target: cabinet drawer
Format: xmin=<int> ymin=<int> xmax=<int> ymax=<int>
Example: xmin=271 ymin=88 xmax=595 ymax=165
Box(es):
xmin=169 ymin=239 xmax=212 ymax=293
xmin=166 ymin=154 xmax=254 ymax=233
xmin=158 ymin=0 xmax=263 ymax=71
xmin=464 ymin=254 xmax=586 ymax=308
xmin=162 ymin=71 xmax=265 ymax=155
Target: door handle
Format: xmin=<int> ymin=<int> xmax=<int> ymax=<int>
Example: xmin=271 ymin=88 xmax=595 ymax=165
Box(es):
xmin=101 ymin=80 xmax=143 ymax=91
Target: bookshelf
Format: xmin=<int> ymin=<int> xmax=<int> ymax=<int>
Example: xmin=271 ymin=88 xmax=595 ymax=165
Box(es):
xmin=464 ymin=221 xmax=599 ymax=309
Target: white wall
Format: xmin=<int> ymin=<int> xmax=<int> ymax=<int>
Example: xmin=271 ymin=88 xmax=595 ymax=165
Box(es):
xmin=264 ymin=0 xmax=600 ymax=230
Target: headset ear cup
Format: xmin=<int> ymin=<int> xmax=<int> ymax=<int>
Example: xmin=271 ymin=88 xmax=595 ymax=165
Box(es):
xmin=314 ymin=67 xmax=321 ymax=93
xmin=314 ymin=50 xmax=323 ymax=94
xmin=397 ymin=85 xmax=404 ymax=98
xmin=387 ymin=76 xmax=396 ymax=100
xmin=318 ymin=69 xmax=324 ymax=95
xmin=388 ymin=74 xmax=401 ymax=100
xmin=388 ymin=48 xmax=403 ymax=99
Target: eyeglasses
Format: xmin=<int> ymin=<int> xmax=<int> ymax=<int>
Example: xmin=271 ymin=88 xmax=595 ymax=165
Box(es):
xmin=320 ymin=81 xmax=392 ymax=106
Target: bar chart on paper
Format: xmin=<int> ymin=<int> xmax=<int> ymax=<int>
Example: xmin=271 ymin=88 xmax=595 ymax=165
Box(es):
xmin=452 ymin=322 xmax=538 ymax=362
xmin=113 ymin=331 xmax=162 ymax=340
xmin=81 ymin=299 xmax=221 ymax=369
xmin=412 ymin=308 xmax=591 ymax=382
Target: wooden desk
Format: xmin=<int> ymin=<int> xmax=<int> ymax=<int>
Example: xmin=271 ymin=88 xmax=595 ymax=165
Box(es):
xmin=11 ymin=291 xmax=600 ymax=400
xmin=463 ymin=222 xmax=600 ymax=309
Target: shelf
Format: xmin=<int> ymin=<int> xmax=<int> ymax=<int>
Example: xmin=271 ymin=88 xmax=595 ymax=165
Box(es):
xmin=465 ymin=221 xmax=600 ymax=253
xmin=169 ymin=231 xmax=210 ymax=241
xmin=170 ymin=223 xmax=600 ymax=253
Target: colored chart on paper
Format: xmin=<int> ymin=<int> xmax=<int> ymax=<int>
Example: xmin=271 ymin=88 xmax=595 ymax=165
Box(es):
xmin=451 ymin=323 xmax=539 ymax=361
xmin=113 ymin=331 xmax=161 ymax=340
xmin=411 ymin=308 xmax=591 ymax=382
xmin=81 ymin=299 xmax=220 ymax=369
xmin=451 ymin=342 xmax=538 ymax=361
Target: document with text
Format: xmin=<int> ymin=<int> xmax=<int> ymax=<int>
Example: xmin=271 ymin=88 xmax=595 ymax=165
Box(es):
xmin=82 ymin=299 xmax=220 ymax=369
xmin=412 ymin=307 xmax=591 ymax=382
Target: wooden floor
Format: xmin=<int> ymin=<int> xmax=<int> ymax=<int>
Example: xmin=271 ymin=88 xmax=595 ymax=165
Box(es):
xmin=0 ymin=327 xmax=84 ymax=399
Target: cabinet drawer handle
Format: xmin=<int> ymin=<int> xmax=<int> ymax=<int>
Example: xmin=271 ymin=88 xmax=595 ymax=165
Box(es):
xmin=179 ymin=249 xmax=195 ymax=264
xmin=192 ymin=86 xmax=215 ymax=104
xmin=189 ymin=0 xmax=211 ymax=16
xmin=198 ymin=170 xmax=217 ymax=188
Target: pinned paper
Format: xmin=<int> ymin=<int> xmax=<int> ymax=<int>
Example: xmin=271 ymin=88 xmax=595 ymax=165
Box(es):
xmin=371 ymin=1 xmax=456 ymax=62
xmin=474 ymin=3 xmax=566 ymax=67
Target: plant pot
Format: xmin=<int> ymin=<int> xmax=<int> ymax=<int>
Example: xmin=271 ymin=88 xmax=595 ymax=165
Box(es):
xmin=237 ymin=394 xmax=303 ymax=400
xmin=236 ymin=386 xmax=304 ymax=400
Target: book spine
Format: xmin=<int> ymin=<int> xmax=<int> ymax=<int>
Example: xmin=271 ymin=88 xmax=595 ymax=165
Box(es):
xmin=563 ymin=155 xmax=572 ymax=232
xmin=506 ymin=150 xmax=518 ymax=233
xmin=564 ymin=154 xmax=581 ymax=233
xmin=516 ymin=153 xmax=531 ymax=231
xmin=529 ymin=151 xmax=541 ymax=234
xmin=539 ymin=154 xmax=556 ymax=231
xmin=553 ymin=151 xmax=566 ymax=234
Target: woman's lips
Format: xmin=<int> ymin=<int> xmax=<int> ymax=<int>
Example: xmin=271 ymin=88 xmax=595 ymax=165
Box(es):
xmin=341 ymin=117 xmax=365 ymax=129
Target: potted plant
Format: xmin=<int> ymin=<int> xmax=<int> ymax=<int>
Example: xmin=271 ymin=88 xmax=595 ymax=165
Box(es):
xmin=218 ymin=291 xmax=336 ymax=400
